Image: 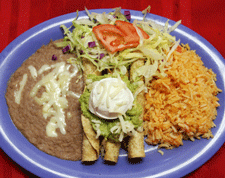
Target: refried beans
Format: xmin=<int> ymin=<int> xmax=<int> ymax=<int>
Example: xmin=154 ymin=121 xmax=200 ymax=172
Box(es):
xmin=5 ymin=40 xmax=84 ymax=161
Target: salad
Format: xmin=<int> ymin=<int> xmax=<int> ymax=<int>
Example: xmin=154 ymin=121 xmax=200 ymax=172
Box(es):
xmin=56 ymin=6 xmax=181 ymax=87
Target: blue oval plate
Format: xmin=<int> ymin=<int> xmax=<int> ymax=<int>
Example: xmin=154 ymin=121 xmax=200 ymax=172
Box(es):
xmin=0 ymin=9 xmax=225 ymax=178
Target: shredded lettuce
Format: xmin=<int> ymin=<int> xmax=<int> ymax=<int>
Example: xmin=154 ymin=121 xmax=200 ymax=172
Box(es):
xmin=142 ymin=5 xmax=151 ymax=20
xmin=56 ymin=7 xmax=181 ymax=87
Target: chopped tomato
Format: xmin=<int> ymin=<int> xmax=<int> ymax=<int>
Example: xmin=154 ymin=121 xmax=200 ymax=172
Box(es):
xmin=176 ymin=45 xmax=182 ymax=53
xmin=92 ymin=21 xmax=149 ymax=53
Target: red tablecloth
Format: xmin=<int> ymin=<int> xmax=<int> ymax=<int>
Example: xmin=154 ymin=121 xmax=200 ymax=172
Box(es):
xmin=0 ymin=0 xmax=225 ymax=177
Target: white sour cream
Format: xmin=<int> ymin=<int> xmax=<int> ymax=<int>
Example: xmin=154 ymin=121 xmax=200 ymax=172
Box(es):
xmin=89 ymin=77 xmax=134 ymax=119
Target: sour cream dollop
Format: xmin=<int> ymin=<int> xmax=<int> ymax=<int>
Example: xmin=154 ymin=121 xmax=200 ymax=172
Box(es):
xmin=89 ymin=78 xmax=134 ymax=119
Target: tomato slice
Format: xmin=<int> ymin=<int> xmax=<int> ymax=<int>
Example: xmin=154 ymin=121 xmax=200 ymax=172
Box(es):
xmin=115 ymin=20 xmax=149 ymax=42
xmin=92 ymin=21 xmax=149 ymax=53
xmin=115 ymin=20 xmax=140 ymax=44
xmin=93 ymin=24 xmax=127 ymax=53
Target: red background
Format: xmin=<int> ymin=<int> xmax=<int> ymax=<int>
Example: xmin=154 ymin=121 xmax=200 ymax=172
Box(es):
xmin=0 ymin=0 xmax=224 ymax=177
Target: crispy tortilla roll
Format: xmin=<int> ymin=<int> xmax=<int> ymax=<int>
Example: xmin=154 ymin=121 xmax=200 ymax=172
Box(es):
xmin=81 ymin=115 xmax=100 ymax=161
xmin=81 ymin=58 xmax=100 ymax=162
xmin=82 ymin=133 xmax=98 ymax=161
xmin=104 ymin=141 xmax=121 ymax=163
xmin=82 ymin=58 xmax=101 ymax=80
xmin=128 ymin=59 xmax=145 ymax=158
xmin=128 ymin=131 xmax=145 ymax=158
xmin=102 ymin=140 xmax=121 ymax=163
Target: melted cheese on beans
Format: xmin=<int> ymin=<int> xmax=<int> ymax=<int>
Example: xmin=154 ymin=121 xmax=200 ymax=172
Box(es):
xmin=30 ymin=62 xmax=78 ymax=137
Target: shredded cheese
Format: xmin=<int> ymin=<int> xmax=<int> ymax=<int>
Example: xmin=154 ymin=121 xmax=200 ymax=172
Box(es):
xmin=30 ymin=62 xmax=78 ymax=137
xmin=38 ymin=64 xmax=51 ymax=75
xmin=28 ymin=65 xmax=37 ymax=79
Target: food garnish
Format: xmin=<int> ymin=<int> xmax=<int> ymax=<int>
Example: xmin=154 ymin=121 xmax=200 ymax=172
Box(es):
xmin=55 ymin=7 xmax=181 ymax=85
xmin=62 ymin=45 xmax=71 ymax=53
xmin=79 ymin=74 xmax=143 ymax=142
xmin=124 ymin=10 xmax=131 ymax=21
xmin=52 ymin=54 xmax=57 ymax=60
xmin=92 ymin=20 xmax=149 ymax=53
xmin=89 ymin=77 xmax=134 ymax=119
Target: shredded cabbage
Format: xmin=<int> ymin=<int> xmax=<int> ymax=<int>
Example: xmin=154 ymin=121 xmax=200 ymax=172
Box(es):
xmin=56 ymin=7 xmax=181 ymax=87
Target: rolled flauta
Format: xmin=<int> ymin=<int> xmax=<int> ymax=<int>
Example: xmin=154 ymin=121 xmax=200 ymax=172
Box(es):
xmin=82 ymin=133 xmax=98 ymax=161
xmin=81 ymin=115 xmax=100 ymax=161
xmin=128 ymin=59 xmax=145 ymax=158
xmin=82 ymin=58 xmax=101 ymax=81
xmin=81 ymin=58 xmax=100 ymax=162
xmin=102 ymin=139 xmax=121 ymax=163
